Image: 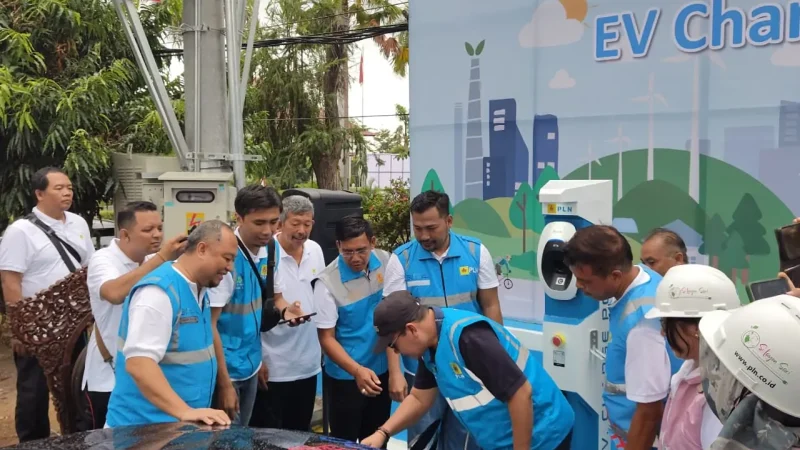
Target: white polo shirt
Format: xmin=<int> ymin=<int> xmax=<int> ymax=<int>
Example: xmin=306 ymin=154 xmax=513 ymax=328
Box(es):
xmin=0 ymin=207 xmax=95 ymax=298
xmin=615 ymin=266 xmax=672 ymax=404
xmin=260 ymin=237 xmax=325 ymax=382
xmin=82 ymin=239 xmax=139 ymax=392
xmin=382 ymin=242 xmax=499 ymax=297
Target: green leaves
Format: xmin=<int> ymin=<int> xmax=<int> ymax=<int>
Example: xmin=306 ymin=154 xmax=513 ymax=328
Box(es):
xmin=475 ymin=40 xmax=485 ymax=55
xmin=465 ymin=40 xmax=486 ymax=57
xmin=0 ymin=0 xmax=181 ymax=230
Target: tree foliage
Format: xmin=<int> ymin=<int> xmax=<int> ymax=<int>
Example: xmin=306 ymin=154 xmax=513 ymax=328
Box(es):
xmin=361 ymin=178 xmax=410 ymax=250
xmin=0 ymin=0 xmax=181 ymax=231
xmin=721 ymin=230 xmax=749 ymax=281
xmin=700 ymin=213 xmax=727 ymax=266
xmin=727 ymin=193 xmax=770 ymax=256
xmin=371 ymin=104 xmax=409 ymax=157
xmin=242 ymin=0 xmax=384 ymax=189
xmin=352 ymin=0 xmax=409 ymax=76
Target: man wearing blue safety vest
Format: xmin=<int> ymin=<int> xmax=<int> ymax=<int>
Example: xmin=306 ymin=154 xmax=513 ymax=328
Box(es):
xmin=383 ymin=190 xmax=502 ymax=450
xmin=207 ymin=185 xmax=307 ymax=426
xmin=315 ymin=215 xmax=407 ymax=444
xmin=105 ymin=220 xmax=237 ymax=427
xmin=362 ymin=290 xmax=575 ymax=450
xmin=563 ymin=225 xmax=681 ymax=450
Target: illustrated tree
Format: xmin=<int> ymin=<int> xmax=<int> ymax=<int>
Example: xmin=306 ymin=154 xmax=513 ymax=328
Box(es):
xmin=422 ymin=169 xmax=445 ymax=193
xmin=720 ymin=231 xmax=749 ymax=283
xmin=699 ymin=214 xmax=728 ymax=268
xmin=420 ymin=169 xmax=453 ymax=213
xmin=509 ymin=183 xmax=536 ymax=253
xmin=531 ymin=166 xmax=560 ymax=233
xmin=726 ymin=193 xmax=770 ymax=284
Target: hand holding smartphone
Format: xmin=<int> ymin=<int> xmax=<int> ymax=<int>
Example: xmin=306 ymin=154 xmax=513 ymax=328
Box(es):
xmin=746 ymin=278 xmax=790 ymax=302
xmin=278 ymin=312 xmax=317 ymax=325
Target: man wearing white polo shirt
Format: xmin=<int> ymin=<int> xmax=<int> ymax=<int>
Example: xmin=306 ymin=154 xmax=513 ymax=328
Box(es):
xmin=82 ymin=201 xmax=187 ymax=429
xmin=258 ymin=195 xmax=325 ymax=431
xmin=0 ymin=167 xmax=96 ymax=442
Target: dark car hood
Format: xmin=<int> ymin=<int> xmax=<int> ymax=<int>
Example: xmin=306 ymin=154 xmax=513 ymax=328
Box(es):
xmin=2 ymin=424 xmax=374 ymax=450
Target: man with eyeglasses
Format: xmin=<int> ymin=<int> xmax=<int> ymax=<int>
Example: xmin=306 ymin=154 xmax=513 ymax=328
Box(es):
xmin=314 ymin=215 xmax=406 ymax=445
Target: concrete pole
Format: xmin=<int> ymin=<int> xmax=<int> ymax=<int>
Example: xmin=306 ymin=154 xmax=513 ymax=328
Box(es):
xmin=184 ymin=0 xmax=229 ymax=172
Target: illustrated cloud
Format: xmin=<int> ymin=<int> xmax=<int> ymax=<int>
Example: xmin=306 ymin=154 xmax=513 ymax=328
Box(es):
xmin=549 ymin=69 xmax=576 ymax=89
xmin=771 ymin=43 xmax=800 ymax=67
xmin=518 ymin=0 xmax=584 ymax=48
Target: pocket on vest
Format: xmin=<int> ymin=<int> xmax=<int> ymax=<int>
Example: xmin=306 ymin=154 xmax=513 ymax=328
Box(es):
xmin=221 ymin=334 xmax=242 ymax=351
xmin=174 ymin=384 xmax=202 ymax=403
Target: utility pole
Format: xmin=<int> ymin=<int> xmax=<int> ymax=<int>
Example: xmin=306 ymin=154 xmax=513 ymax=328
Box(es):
xmin=182 ymin=0 xmax=262 ymax=188
xmin=183 ymin=0 xmax=229 ymax=173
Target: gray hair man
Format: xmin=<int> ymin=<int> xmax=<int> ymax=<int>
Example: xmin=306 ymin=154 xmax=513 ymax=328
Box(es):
xmin=258 ymin=195 xmax=327 ymax=431
xmin=105 ymin=220 xmax=237 ymax=428
xmin=640 ymin=228 xmax=688 ymax=276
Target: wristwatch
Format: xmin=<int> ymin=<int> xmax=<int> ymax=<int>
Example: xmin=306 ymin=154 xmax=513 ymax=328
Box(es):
xmin=377 ymin=426 xmax=391 ymax=444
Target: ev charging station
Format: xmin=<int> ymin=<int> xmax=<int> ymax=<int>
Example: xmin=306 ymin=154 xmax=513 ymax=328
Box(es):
xmin=506 ymin=179 xmax=613 ymax=450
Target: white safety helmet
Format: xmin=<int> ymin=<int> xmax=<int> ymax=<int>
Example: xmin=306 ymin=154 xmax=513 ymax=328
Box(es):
xmin=699 ymin=295 xmax=800 ymax=419
xmin=645 ymin=264 xmax=741 ymax=319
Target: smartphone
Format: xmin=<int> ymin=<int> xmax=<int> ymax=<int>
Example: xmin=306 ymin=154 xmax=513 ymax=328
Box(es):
xmin=776 ymin=222 xmax=800 ymax=263
xmin=746 ymin=278 xmax=790 ymax=302
xmin=278 ymin=312 xmax=317 ymax=325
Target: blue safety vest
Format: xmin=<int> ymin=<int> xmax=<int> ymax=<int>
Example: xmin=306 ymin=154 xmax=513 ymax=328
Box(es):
xmin=317 ymin=249 xmax=390 ymax=380
xmin=105 ymin=262 xmax=217 ymax=427
xmin=216 ymin=244 xmax=279 ymax=381
xmin=424 ymin=308 xmax=575 ymax=450
xmin=394 ymin=231 xmax=483 ymax=374
xmin=605 ymin=265 xmax=682 ymax=446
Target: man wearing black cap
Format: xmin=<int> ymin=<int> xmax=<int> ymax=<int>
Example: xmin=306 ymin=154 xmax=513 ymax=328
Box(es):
xmin=361 ymin=291 xmax=575 ymax=450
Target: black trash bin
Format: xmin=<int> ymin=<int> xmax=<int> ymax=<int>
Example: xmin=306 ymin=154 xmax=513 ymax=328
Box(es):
xmin=281 ymin=188 xmax=363 ymax=265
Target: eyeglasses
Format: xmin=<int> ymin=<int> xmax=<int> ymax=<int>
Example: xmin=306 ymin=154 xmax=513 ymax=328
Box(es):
xmin=388 ymin=333 xmax=401 ymax=350
xmin=341 ymin=248 xmax=369 ymax=258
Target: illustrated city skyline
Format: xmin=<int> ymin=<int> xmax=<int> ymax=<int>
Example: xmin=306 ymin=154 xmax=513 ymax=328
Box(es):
xmin=449 ymin=95 xmax=800 ymax=217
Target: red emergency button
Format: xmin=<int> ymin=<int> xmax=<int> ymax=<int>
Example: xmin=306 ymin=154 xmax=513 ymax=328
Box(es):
xmin=552 ymin=334 xmax=565 ymax=348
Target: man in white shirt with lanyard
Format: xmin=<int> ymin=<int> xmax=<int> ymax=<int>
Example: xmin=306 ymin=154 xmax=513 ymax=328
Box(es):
xmin=258 ymin=195 xmax=325 ymax=431
xmin=82 ymin=201 xmax=187 ymax=429
xmin=0 ymin=167 xmax=96 ymax=442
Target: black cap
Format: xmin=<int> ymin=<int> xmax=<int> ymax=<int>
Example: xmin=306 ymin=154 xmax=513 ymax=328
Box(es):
xmin=373 ymin=290 xmax=424 ymax=353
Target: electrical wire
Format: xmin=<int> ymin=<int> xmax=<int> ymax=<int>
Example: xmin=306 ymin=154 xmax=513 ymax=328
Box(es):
xmin=152 ymin=22 xmax=407 ymax=57
xmin=244 ymin=113 xmax=408 ymax=122
xmin=258 ymin=1 xmax=408 ymax=32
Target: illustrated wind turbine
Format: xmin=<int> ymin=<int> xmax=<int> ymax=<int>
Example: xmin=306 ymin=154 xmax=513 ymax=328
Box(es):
xmin=632 ymin=73 xmax=667 ymax=181
xmin=581 ymin=141 xmax=602 ymax=179
xmin=606 ymin=125 xmax=631 ymax=200
xmin=663 ymin=43 xmax=725 ymax=202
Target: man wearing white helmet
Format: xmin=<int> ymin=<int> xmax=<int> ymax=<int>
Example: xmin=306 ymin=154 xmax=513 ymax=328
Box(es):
xmin=699 ymin=295 xmax=800 ymax=449
xmin=644 ymin=264 xmax=741 ymax=450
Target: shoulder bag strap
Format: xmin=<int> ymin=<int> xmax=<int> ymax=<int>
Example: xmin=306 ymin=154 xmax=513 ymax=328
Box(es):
xmin=265 ymin=240 xmax=275 ymax=307
xmin=93 ymin=324 xmax=114 ymax=367
xmin=25 ymin=214 xmax=80 ymax=273
xmin=236 ymin=237 xmax=280 ymax=332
